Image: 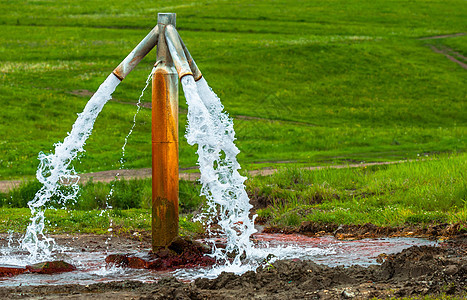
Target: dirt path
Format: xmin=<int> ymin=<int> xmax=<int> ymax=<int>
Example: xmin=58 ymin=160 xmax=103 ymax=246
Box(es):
xmin=418 ymin=32 xmax=467 ymax=70
xmin=429 ymin=45 xmax=467 ymax=70
xmin=419 ymin=32 xmax=466 ymax=40
xmin=0 ymin=160 xmax=406 ymax=193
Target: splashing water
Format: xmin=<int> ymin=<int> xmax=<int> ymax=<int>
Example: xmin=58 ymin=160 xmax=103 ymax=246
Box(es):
xmin=181 ymin=76 xmax=257 ymax=269
xmin=20 ymin=73 xmax=121 ymax=262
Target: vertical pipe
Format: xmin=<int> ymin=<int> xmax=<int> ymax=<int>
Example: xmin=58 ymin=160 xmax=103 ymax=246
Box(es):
xmin=152 ymin=13 xmax=179 ymax=250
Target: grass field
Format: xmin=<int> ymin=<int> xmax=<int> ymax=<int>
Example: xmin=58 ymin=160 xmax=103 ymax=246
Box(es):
xmin=1 ymin=153 xmax=465 ymax=234
xmin=250 ymin=153 xmax=467 ymax=228
xmin=0 ymin=0 xmax=465 ymax=180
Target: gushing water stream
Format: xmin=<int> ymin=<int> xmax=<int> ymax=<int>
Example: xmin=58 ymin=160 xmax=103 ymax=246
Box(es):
xmin=20 ymin=74 xmax=121 ymax=262
xmin=182 ymin=76 xmax=257 ymax=270
xmin=18 ymin=68 xmax=258 ymax=272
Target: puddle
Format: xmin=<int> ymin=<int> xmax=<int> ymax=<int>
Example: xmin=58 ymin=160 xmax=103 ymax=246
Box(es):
xmin=0 ymin=234 xmax=437 ymax=286
xmin=252 ymin=234 xmax=438 ymax=267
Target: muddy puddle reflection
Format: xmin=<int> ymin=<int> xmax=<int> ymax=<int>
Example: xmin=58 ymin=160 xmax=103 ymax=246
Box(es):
xmin=0 ymin=234 xmax=437 ymax=286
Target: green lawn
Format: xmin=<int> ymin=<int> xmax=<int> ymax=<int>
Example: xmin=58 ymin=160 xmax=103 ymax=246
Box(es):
xmin=0 ymin=0 xmax=465 ymax=180
xmin=250 ymin=153 xmax=467 ymax=228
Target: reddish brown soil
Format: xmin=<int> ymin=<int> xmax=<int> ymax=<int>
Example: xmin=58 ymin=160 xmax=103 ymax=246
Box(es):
xmin=105 ymin=236 xmax=215 ymax=271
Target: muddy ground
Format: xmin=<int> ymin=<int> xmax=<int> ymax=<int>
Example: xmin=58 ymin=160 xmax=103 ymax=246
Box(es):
xmin=0 ymin=230 xmax=466 ymax=300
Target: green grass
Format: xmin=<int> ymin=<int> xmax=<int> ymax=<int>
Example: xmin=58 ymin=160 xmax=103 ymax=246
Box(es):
xmin=249 ymin=153 xmax=467 ymax=228
xmin=0 ymin=0 xmax=466 ymax=179
xmin=0 ymin=208 xmax=142 ymax=234
xmin=0 ymin=178 xmax=204 ymax=234
xmin=2 ymin=154 xmax=465 ymax=234
xmin=0 ymin=208 xmax=204 ymax=236
xmin=0 ymin=0 xmax=465 ymax=236
xmin=0 ymin=178 xmax=203 ymax=212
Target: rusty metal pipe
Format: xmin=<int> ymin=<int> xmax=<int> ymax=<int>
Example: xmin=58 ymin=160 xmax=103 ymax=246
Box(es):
xmin=112 ymin=25 xmax=159 ymax=81
xmin=150 ymin=13 xmax=203 ymax=250
xmin=152 ymin=62 xmax=179 ymax=250
xmin=152 ymin=13 xmax=179 ymax=250
xmin=165 ymin=25 xmax=193 ymax=79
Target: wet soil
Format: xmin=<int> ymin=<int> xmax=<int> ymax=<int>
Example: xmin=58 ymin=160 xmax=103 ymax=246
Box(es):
xmin=261 ymin=221 xmax=467 ymax=241
xmin=105 ymin=236 xmax=215 ymax=271
xmin=0 ymin=233 xmax=465 ymax=299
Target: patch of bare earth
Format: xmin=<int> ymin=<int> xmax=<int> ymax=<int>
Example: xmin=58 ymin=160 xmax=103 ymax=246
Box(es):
xmin=419 ymin=33 xmax=466 ymax=40
xmin=261 ymin=221 xmax=467 ymax=240
xmin=0 ymin=235 xmax=465 ymax=299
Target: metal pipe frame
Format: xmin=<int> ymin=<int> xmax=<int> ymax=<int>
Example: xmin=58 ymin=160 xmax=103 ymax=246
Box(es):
xmin=111 ymin=14 xmax=200 ymax=83
xmin=152 ymin=13 xmax=206 ymax=250
xmin=109 ymin=12 xmax=203 ymax=250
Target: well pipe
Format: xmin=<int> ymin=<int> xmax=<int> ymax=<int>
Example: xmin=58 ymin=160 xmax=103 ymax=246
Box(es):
xmin=180 ymin=38 xmax=203 ymax=82
xmin=151 ymin=13 xmax=180 ymax=250
xmin=109 ymin=13 xmax=198 ymax=250
xmin=113 ymin=25 xmax=159 ymax=81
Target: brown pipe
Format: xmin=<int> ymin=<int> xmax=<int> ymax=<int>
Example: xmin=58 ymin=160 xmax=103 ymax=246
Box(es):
xmin=112 ymin=25 xmax=159 ymax=81
xmin=151 ymin=62 xmax=179 ymax=250
xmin=152 ymin=13 xmax=179 ymax=250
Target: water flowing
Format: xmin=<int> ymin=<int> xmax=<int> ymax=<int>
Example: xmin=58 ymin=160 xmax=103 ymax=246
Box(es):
xmin=181 ymin=75 xmax=257 ymax=268
xmin=21 ymin=74 xmax=121 ymax=262
xmin=119 ymin=67 xmax=155 ymax=170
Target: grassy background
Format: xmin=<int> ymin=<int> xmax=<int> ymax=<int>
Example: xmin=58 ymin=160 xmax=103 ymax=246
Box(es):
xmin=0 ymin=1 xmax=465 ymax=234
xmin=0 ymin=0 xmax=466 ymax=180
xmin=250 ymin=153 xmax=466 ymax=228
xmin=1 ymin=153 xmax=465 ymax=233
